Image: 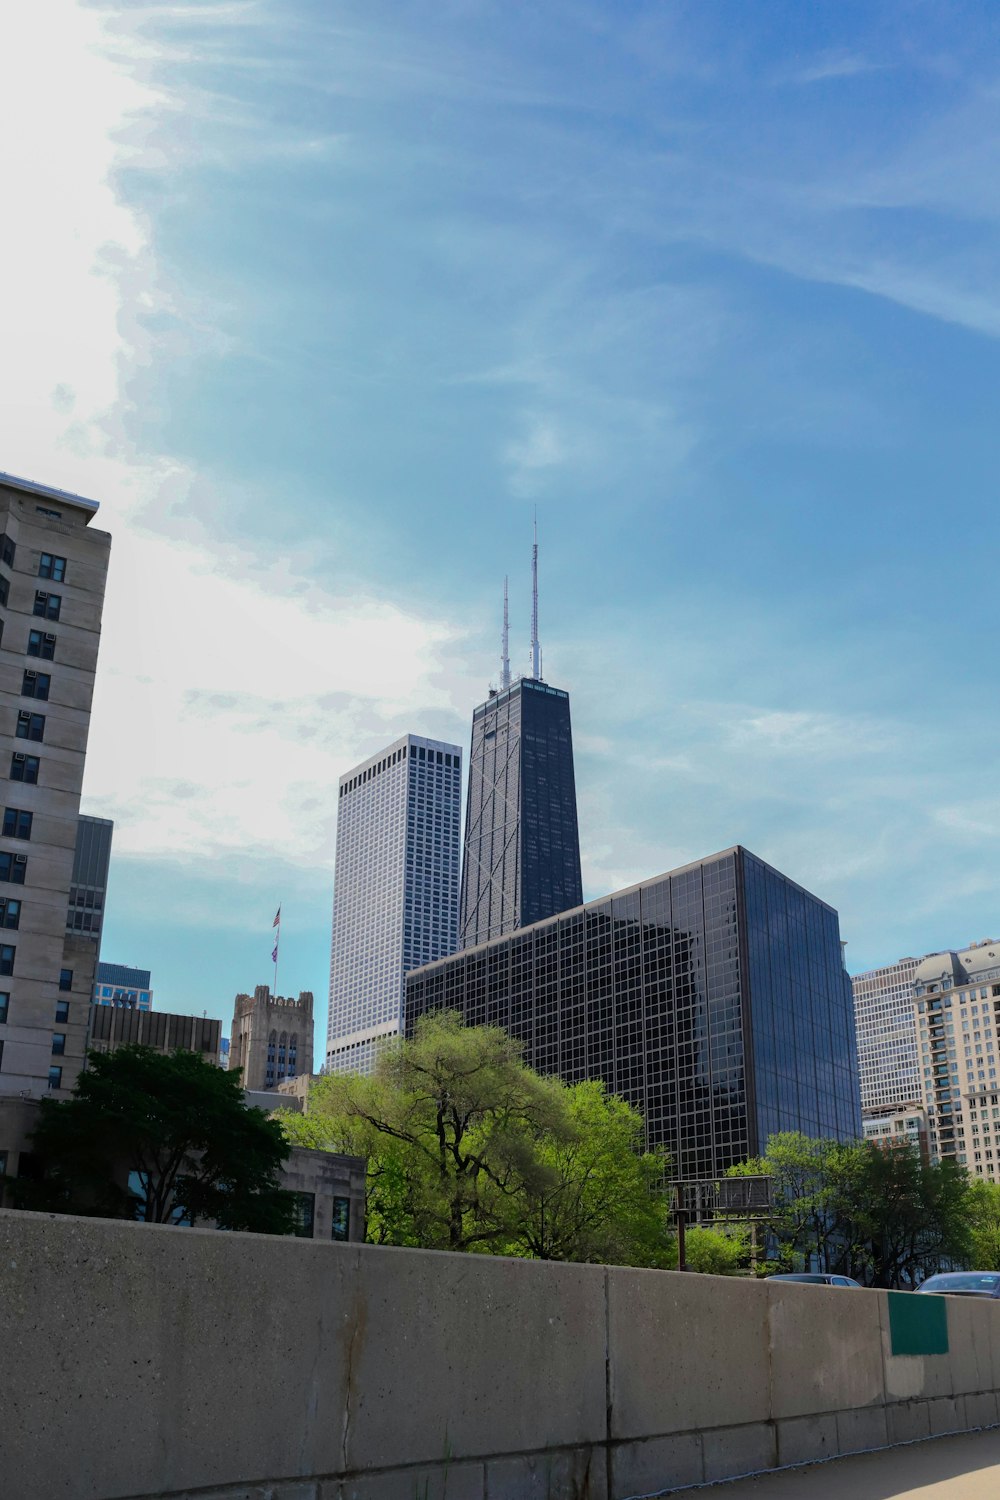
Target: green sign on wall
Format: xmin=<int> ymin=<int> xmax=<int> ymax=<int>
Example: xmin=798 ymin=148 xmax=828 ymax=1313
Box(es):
xmin=888 ymin=1291 xmax=949 ymax=1356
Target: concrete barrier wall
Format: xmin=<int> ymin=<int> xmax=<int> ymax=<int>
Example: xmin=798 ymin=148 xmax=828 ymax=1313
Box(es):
xmin=2 ymin=1210 xmax=1000 ymax=1500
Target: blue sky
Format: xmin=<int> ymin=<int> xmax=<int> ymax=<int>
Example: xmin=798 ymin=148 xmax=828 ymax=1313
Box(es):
xmin=3 ymin=1 xmax=1000 ymax=1064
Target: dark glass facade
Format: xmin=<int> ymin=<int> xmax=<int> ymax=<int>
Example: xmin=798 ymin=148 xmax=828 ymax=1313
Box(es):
xmin=459 ymin=678 xmax=582 ymax=948
xmin=408 ymin=846 xmax=862 ymax=1177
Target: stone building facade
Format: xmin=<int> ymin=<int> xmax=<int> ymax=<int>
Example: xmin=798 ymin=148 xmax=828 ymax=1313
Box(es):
xmin=0 ymin=472 xmax=111 ymax=1182
xmin=230 ymin=984 xmax=313 ymax=1091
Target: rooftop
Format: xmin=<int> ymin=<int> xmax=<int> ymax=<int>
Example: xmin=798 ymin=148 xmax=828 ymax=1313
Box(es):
xmin=0 ymin=469 xmax=100 ymax=520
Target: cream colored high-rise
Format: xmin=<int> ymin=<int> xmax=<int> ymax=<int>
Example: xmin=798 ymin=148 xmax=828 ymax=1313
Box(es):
xmin=912 ymin=940 xmax=1000 ymax=1180
xmin=0 ymin=473 xmax=110 ymax=1180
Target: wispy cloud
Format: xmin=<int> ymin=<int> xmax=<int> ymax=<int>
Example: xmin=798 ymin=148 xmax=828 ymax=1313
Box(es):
xmin=782 ymin=51 xmax=889 ymax=86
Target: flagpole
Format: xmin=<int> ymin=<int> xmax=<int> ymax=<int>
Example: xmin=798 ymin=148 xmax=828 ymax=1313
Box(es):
xmin=272 ymin=904 xmax=281 ymax=998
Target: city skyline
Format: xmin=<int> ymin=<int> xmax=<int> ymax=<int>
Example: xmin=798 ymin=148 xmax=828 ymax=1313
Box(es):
xmin=4 ymin=3 xmax=1000 ymax=1061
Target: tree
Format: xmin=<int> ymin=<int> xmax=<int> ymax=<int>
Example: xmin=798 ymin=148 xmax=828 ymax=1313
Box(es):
xmin=728 ymin=1133 xmax=973 ymax=1286
xmin=17 ymin=1045 xmax=295 ymax=1233
xmin=486 ymin=1079 xmax=670 ymax=1265
xmin=843 ymin=1143 xmax=971 ymax=1286
xmin=282 ymin=1012 xmax=670 ymax=1264
xmin=668 ymin=1226 xmax=747 ymax=1275
xmin=728 ymin=1133 xmax=859 ymax=1271
xmin=968 ymin=1178 xmax=1000 ymax=1270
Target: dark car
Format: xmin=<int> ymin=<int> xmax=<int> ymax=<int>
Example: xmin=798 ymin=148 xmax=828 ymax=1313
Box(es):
xmin=916 ymin=1272 xmax=1000 ymax=1298
xmin=765 ymin=1273 xmax=863 ymax=1288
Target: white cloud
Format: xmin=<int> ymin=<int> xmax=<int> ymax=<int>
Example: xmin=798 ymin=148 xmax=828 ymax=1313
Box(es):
xmin=0 ymin=1 xmax=466 ymax=874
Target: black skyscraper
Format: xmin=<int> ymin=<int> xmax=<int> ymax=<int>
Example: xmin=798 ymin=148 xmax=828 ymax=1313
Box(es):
xmin=412 ymin=846 xmax=863 ymax=1179
xmin=459 ymin=677 xmax=583 ymax=947
xmin=459 ymin=530 xmax=583 ymax=948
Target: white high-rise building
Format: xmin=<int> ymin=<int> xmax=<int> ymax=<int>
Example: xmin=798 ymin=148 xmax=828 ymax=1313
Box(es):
xmin=851 ymin=956 xmax=922 ymax=1114
xmin=326 ymin=733 xmax=462 ymax=1074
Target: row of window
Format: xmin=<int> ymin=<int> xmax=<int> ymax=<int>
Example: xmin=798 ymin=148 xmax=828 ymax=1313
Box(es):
xmin=0 ymin=541 xmax=67 ymax=583
xmin=0 ymin=995 xmax=70 ymax=1024
xmin=0 ymin=582 xmax=63 ymax=619
xmin=0 ymin=989 xmax=71 ymax=1088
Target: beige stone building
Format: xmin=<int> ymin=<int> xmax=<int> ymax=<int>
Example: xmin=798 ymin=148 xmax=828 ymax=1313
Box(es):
xmin=229 ymin=984 xmax=314 ymax=1091
xmin=912 ymin=940 xmax=1000 ymax=1180
xmin=0 ymin=473 xmax=111 ymax=1181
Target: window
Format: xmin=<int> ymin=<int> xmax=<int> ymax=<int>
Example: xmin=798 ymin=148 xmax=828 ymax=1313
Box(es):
xmin=0 ymin=854 xmax=26 ymax=885
xmin=331 ymin=1196 xmax=350 ymax=1241
xmin=26 ymin=630 xmax=55 ymax=661
xmin=33 ymin=591 xmax=60 ymax=621
xmin=0 ymin=900 xmax=21 ymax=931
xmin=51 ymin=1033 xmax=65 ymax=1056
xmin=0 ymin=537 xmax=14 ymax=567
xmin=2 ymin=809 xmax=32 ymax=840
xmin=291 ymin=1192 xmax=315 ymax=1239
xmin=38 ymin=554 xmax=66 ymax=582
xmin=16 ymin=711 xmax=44 ymax=742
xmin=10 ymin=755 xmax=39 ymax=785
xmin=21 ymin=671 xmax=50 ymax=701
xmin=59 ymin=968 xmax=72 ymax=992
xmin=54 ymin=1000 xmax=68 ymax=1023
xmin=47 ymin=1065 xmax=62 ymax=1090
xmin=0 ymin=946 xmax=15 ymax=977
xmin=0 ymin=993 xmax=7 ymax=1023
xmin=0 ymin=576 xmax=8 ymax=607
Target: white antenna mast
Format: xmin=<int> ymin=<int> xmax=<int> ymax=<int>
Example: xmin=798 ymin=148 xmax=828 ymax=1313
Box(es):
xmin=500 ymin=576 xmax=511 ymax=691
xmin=530 ymin=512 xmax=540 ymax=679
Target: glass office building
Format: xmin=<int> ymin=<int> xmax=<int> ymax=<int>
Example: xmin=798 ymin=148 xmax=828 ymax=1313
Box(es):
xmin=459 ymin=677 xmax=582 ymax=949
xmin=408 ymin=845 xmax=862 ymax=1178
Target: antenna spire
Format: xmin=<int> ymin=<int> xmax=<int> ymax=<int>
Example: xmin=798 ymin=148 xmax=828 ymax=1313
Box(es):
xmin=500 ymin=576 xmax=511 ymax=690
xmin=530 ymin=511 xmax=540 ymax=679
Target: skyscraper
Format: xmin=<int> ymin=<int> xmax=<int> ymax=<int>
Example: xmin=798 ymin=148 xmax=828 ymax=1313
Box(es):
xmin=910 ymin=940 xmax=1000 ymax=1180
xmin=851 ymin=955 xmax=923 ymax=1114
xmin=459 ymin=529 xmax=582 ymax=948
xmin=0 ymin=472 xmax=111 ymax=1181
xmin=326 ymin=733 xmax=462 ymax=1074
xmin=409 ymin=846 xmax=863 ymax=1178
xmin=67 ymin=813 xmax=113 ymax=957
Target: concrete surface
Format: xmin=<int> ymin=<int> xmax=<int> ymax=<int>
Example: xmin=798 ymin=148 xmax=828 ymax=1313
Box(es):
xmin=4 ymin=1210 xmax=1000 ymax=1500
xmin=689 ymin=1427 xmax=1000 ymax=1497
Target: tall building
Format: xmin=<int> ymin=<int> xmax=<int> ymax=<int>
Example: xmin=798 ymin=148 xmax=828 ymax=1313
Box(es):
xmin=93 ymin=961 xmax=153 ymax=1011
xmin=230 ymin=984 xmax=314 ymax=1091
xmin=327 ymin=734 xmax=462 ymax=1074
xmin=407 ymin=845 xmax=862 ymax=1179
xmin=851 ymin=956 xmax=922 ymax=1114
xmin=0 ymin=473 xmax=111 ymax=1173
xmin=67 ymin=813 xmax=113 ymax=955
xmin=911 ymin=940 xmax=1000 ymax=1180
xmin=459 ymin=535 xmax=582 ymax=948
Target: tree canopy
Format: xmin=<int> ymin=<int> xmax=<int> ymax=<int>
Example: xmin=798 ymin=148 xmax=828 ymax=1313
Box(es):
xmin=16 ymin=1045 xmax=295 ymax=1234
xmin=728 ymin=1131 xmax=972 ymax=1285
xmin=281 ymin=1011 xmax=669 ymax=1265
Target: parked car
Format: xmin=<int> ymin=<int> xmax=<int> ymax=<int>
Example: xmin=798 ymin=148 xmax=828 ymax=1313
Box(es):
xmin=765 ymin=1273 xmax=863 ymax=1288
xmin=916 ymin=1272 xmax=1000 ymax=1298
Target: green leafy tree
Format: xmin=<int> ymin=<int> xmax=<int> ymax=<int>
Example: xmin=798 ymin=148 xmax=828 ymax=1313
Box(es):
xmin=728 ymin=1133 xmax=859 ymax=1270
xmin=728 ymin=1133 xmax=973 ymax=1285
xmin=843 ymin=1143 xmax=972 ymax=1286
xmin=282 ymin=1012 xmax=670 ymax=1264
xmin=668 ymin=1226 xmax=748 ymax=1275
xmin=968 ymin=1178 xmax=1000 ymax=1270
xmin=486 ymin=1079 xmax=670 ymax=1265
xmin=17 ymin=1045 xmax=295 ymax=1233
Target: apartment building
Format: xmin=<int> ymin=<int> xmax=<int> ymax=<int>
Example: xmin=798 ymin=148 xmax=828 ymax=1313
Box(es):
xmin=0 ymin=473 xmax=111 ymax=1179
